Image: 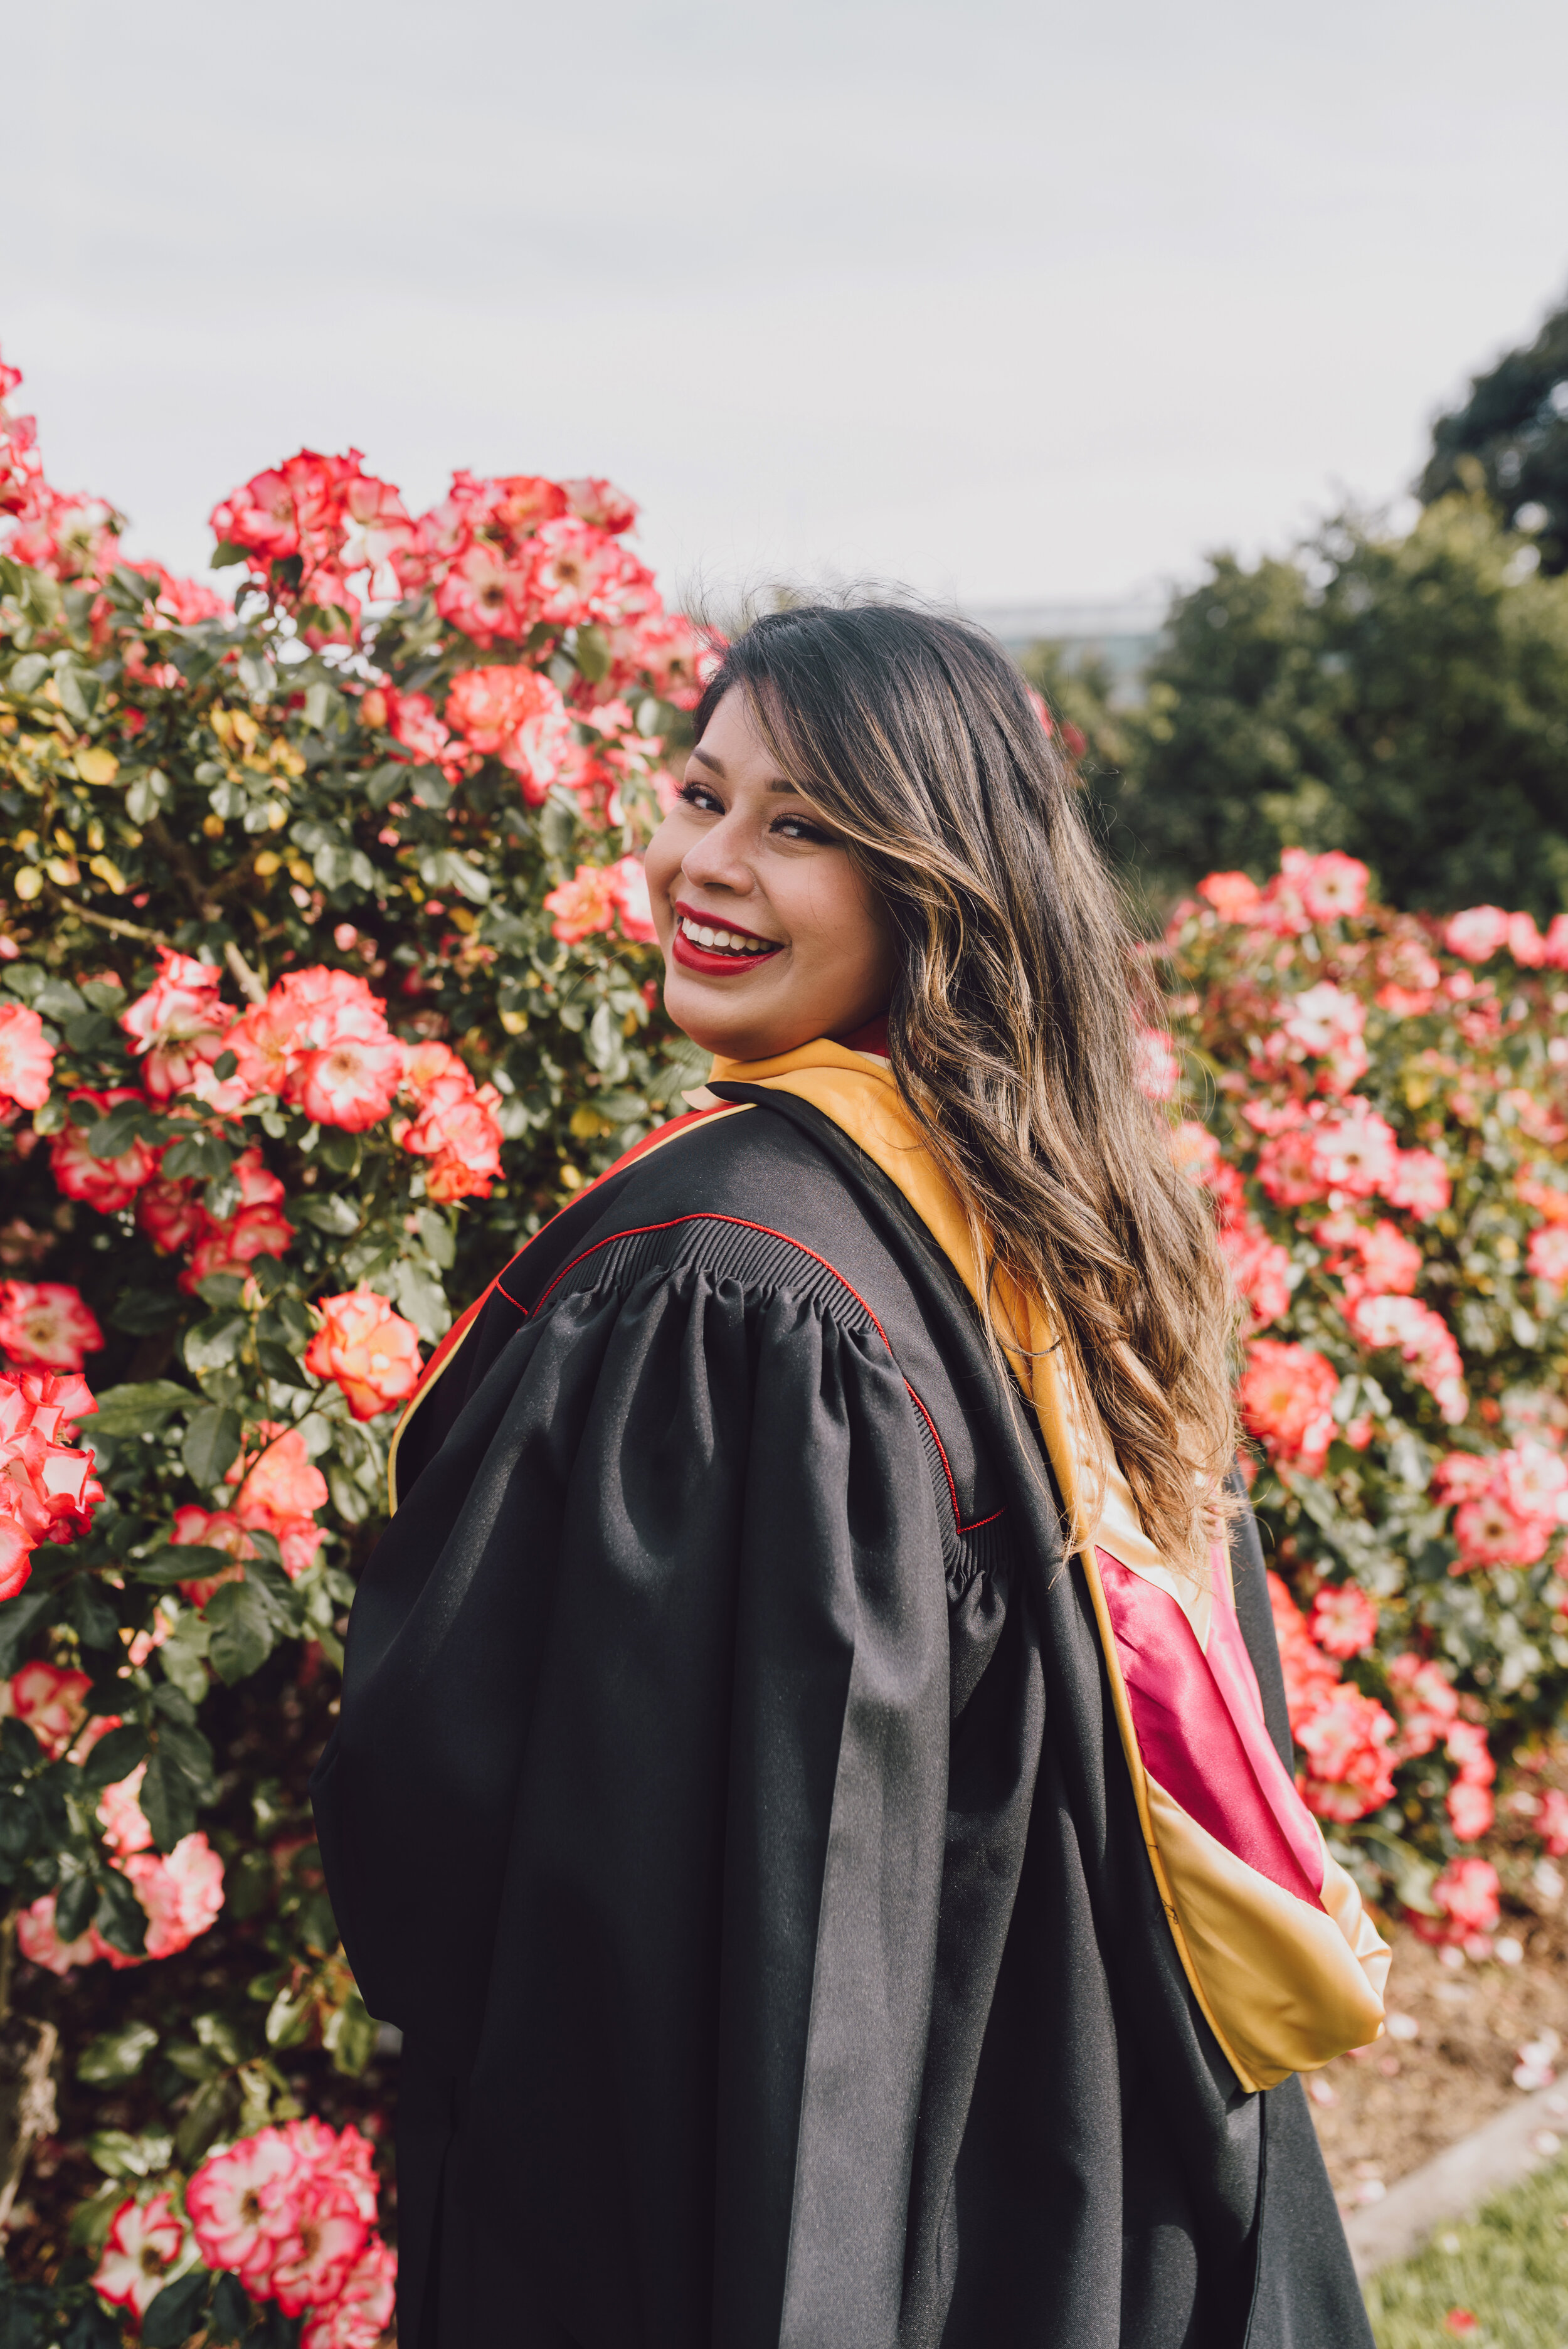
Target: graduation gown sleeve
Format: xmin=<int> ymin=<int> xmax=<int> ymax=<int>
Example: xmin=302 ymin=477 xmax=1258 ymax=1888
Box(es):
xmin=314 ymin=1256 xmax=956 ymax=2348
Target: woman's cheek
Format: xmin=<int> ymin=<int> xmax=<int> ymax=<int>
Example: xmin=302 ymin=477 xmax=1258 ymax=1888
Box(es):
xmin=642 ymin=826 xmax=682 ymax=942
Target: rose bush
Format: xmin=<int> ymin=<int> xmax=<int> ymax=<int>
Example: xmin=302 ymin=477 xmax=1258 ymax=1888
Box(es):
xmin=1163 ymin=851 xmax=1568 ymax=1951
xmin=0 ymin=342 xmax=712 ymax=2338
xmin=5 ymin=331 xmax=1568 ymax=2331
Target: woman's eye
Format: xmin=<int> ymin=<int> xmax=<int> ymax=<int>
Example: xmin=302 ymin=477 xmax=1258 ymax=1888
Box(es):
xmin=679 ymin=780 xmax=723 ymax=814
xmin=772 ymin=814 xmax=834 ymax=844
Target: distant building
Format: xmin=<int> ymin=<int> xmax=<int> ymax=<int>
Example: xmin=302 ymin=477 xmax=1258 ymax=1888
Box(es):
xmin=967 ymin=598 xmax=1166 ymax=701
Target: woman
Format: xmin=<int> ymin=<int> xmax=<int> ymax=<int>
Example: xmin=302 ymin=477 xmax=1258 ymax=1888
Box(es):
xmin=313 ymin=604 xmax=1387 ymax=2348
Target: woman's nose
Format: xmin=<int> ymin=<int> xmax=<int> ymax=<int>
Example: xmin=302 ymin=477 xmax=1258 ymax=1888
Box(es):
xmin=681 ymin=816 xmax=755 ymax=896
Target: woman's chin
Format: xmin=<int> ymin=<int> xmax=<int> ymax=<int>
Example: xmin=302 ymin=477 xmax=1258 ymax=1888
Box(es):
xmin=662 ymin=989 xmax=821 ymax=1065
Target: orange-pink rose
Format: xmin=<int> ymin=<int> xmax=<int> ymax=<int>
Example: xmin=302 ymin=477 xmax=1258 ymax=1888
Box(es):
xmin=304 ymin=1290 xmax=423 ymax=1421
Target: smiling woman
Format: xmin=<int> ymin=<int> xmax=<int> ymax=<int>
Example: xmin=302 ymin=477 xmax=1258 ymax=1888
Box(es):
xmin=315 ymin=600 xmax=1383 ymax=2349
xmin=645 ymin=689 xmax=897 ymax=1056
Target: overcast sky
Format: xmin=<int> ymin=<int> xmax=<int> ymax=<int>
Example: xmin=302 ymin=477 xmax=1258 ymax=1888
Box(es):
xmin=5 ymin=0 xmax=1567 ymax=612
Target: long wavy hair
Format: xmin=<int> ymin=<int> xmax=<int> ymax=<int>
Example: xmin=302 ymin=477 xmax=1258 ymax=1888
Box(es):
xmin=693 ymin=600 xmax=1239 ymax=1575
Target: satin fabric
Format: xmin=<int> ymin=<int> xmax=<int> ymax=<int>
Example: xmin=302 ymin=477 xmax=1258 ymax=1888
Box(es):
xmin=706 ymin=1041 xmax=1389 ymax=2089
xmin=1096 ymin=1551 xmax=1323 ymax=1906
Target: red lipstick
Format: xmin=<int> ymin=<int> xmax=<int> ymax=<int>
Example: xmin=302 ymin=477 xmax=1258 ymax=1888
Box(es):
xmin=670 ymin=901 xmax=784 ymax=979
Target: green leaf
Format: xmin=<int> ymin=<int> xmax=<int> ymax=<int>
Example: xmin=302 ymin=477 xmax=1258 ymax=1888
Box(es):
xmin=174 ymin=2071 xmax=238 ymax=2170
xmin=125 ymin=766 xmax=172 ymax=824
xmin=89 ymin=1379 xmax=193 ymax=1437
xmin=211 ymin=539 xmax=248 ymax=569
xmin=136 ymin=1541 xmax=230 ymax=1586
xmin=0 ymin=1780 xmax=40 ymax=1867
xmin=152 ymin=1679 xmax=198 ymax=1726
xmin=193 ymin=2009 xmax=249 ymax=2065
xmin=142 ymin=2271 xmax=211 ymax=2349
xmin=249 ymin=1254 xmax=290 ymax=1302
xmin=159 ymin=1714 xmax=215 ymax=1791
xmin=206 ymin=1579 xmax=277 ymax=1685
xmin=243 ymin=1555 xmax=305 ymax=1636
xmin=162 ymin=1132 xmax=231 ymax=1184
xmin=108 ymin=1287 xmax=182 ymax=1335
xmin=324 ymin=1988 xmax=378 ymax=2076
xmin=161 ymin=2038 xmax=219 ymax=2083
xmin=91 ymin=1869 xmax=150 ymax=1959
xmin=317 ymin=1127 xmax=360 ymax=1174
xmin=302 ymin=679 xmax=341 ymax=730
xmin=77 ymin=2019 xmax=159 ymax=2084
xmin=184 ymin=1309 xmax=248 ymax=1377
xmin=86 ymin=1103 xmax=152 ymax=1161
xmin=416 ymin=1206 xmax=456 ymax=1269
xmin=54 ymin=665 xmax=98 ymax=725
xmin=295 ymin=1192 xmax=360 ymax=1234
xmin=195 ymin=1272 xmax=246 ymax=1310
xmin=587 ymin=1000 xmax=623 ymax=1073
xmin=540 ymin=795 xmax=579 ymax=860
xmin=63 ymin=1009 xmax=115 ymax=1054
xmin=366 ymin=760 xmax=406 ymax=809
xmin=16 ymin=569 xmax=63 ymax=628
xmin=86 ymin=2126 xmax=174 ymax=2179
xmin=0 ymin=1587 xmax=59 ymax=1678
xmin=208 ymin=2272 xmax=254 ymax=2344
xmin=6 ymin=650 xmax=50 ymax=696
xmin=265 ymin=1985 xmax=315 ymax=2049
xmin=573 ymin=621 xmax=611 ymax=683
xmin=157 ymin=1608 xmax=212 ymax=1705
xmin=257 ymin=1337 xmax=310 ymax=1387
xmin=139 ymin=1719 xmax=214 ymax=1850
xmin=32 ymin=977 xmax=85 ymax=1021
xmin=55 ymin=1868 xmax=96 ymax=1943
xmin=79 ymin=1723 xmax=149 ymax=1790
xmin=139 ymin=1747 xmax=197 ymax=1852
xmin=182 ymin=1402 xmax=243 ymax=1483
xmin=394 ymin=1258 xmax=451 ymax=1343
xmin=225 ymin=1845 xmax=277 ymax=1921
xmin=417 ymin=846 xmax=490 ymax=904
xmin=107 ymin=562 xmax=156 ymax=610
xmin=63 ymin=1576 xmax=121 ymax=1653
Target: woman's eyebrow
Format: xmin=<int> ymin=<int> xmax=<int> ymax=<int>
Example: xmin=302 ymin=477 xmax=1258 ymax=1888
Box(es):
xmin=688 ymin=744 xmax=800 ymax=795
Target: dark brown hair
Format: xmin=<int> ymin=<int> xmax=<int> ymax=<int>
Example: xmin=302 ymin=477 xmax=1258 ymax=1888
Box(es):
xmin=694 ymin=600 xmax=1238 ymax=1572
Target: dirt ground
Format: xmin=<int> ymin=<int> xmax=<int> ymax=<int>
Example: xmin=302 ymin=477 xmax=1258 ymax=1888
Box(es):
xmin=1310 ymin=1901 xmax=1568 ymax=2215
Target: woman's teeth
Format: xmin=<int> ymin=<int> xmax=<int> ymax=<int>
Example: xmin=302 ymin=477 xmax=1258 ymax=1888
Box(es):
xmin=679 ymin=916 xmax=775 ymax=957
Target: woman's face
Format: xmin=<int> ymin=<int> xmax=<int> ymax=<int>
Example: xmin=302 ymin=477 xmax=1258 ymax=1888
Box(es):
xmin=645 ymin=688 xmax=897 ymax=1063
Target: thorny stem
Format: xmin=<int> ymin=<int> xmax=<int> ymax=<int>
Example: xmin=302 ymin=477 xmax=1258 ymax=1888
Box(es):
xmin=48 ymin=893 xmax=171 ymax=947
xmin=223 ymin=939 xmax=267 ymax=1005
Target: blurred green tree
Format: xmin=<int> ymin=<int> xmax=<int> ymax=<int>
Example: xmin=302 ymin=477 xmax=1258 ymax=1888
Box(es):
xmin=1419 ymin=291 xmax=1568 ymax=576
xmin=1110 ymin=494 xmax=1568 ymax=918
xmin=1015 ymin=639 xmax=1132 ymax=865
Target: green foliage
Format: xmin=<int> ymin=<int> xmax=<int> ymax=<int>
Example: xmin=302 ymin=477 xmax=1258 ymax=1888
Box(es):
xmin=1365 ymin=2148 xmax=1568 ymax=2346
xmin=1016 ymin=640 xmax=1138 ymax=879
xmin=0 ymin=504 xmax=696 ymax=2302
xmin=1421 ymin=289 xmax=1568 ymax=578
xmin=1110 ymin=496 xmax=1568 ymax=919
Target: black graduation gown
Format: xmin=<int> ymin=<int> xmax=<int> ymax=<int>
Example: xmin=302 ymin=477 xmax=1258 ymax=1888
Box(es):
xmin=310 ymin=1089 xmax=1372 ymax=2348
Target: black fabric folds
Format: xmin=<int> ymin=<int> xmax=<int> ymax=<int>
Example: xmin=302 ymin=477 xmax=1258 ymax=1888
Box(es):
xmin=313 ymin=1098 xmax=1372 ymax=2348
